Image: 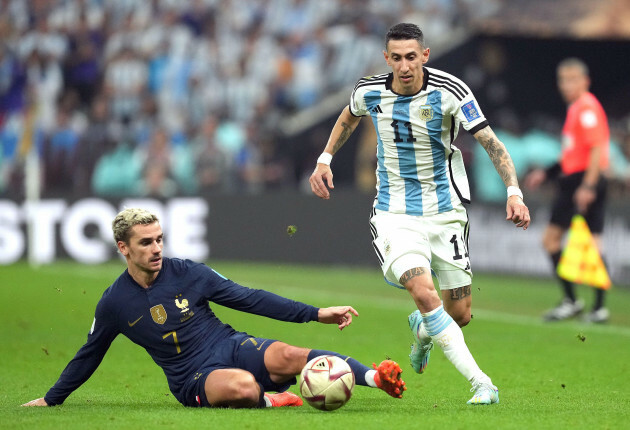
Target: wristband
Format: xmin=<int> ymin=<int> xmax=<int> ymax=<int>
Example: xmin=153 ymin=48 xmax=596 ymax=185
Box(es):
xmin=317 ymin=152 xmax=333 ymax=165
xmin=507 ymin=186 xmax=523 ymax=199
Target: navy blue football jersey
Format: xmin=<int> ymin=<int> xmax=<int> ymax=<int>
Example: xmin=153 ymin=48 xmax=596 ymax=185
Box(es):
xmin=44 ymin=258 xmax=319 ymax=405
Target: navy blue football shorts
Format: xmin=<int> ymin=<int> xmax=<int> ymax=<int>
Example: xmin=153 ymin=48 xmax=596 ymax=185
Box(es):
xmin=550 ymin=172 xmax=607 ymax=233
xmin=180 ymin=333 xmax=295 ymax=407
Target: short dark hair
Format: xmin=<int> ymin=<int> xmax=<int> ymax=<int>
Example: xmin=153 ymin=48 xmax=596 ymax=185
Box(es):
xmin=557 ymin=57 xmax=589 ymax=76
xmin=385 ymin=23 xmax=426 ymax=50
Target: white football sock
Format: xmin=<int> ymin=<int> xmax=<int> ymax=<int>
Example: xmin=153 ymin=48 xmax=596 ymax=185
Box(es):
xmin=417 ymin=320 xmax=431 ymax=345
xmin=422 ymin=305 xmax=488 ymax=383
xmin=365 ymin=369 xmax=377 ymax=387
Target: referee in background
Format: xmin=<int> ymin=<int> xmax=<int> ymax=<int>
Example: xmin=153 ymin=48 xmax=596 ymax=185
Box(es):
xmin=525 ymin=58 xmax=610 ymax=323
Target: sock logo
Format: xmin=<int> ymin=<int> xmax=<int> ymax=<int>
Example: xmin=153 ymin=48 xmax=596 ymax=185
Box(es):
xmin=435 ymin=333 xmax=452 ymax=348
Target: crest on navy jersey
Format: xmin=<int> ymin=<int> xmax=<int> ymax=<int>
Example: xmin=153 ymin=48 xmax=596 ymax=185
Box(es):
xmin=150 ymin=304 xmax=167 ymax=324
xmin=175 ymin=296 xmax=189 ymax=313
xmin=461 ymin=101 xmax=480 ymax=122
xmin=420 ymin=105 xmax=433 ymax=121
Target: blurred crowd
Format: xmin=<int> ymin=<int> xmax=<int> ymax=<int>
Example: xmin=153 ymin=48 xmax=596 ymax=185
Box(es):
xmin=0 ymin=0 xmax=500 ymax=198
xmin=1 ymin=0 xmax=628 ymax=201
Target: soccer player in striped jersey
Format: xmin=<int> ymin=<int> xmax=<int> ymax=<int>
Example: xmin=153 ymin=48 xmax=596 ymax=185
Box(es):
xmin=310 ymin=23 xmax=530 ymax=405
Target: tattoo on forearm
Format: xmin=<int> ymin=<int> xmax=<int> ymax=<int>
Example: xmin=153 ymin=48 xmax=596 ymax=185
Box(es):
xmin=399 ymin=267 xmax=427 ymax=285
xmin=478 ymin=129 xmax=518 ymax=186
xmin=449 ymin=285 xmax=471 ymax=301
xmin=332 ymin=121 xmax=353 ymax=154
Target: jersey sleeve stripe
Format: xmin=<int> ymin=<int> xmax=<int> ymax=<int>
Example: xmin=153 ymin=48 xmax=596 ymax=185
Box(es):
xmin=468 ymin=120 xmax=489 ymax=135
xmin=428 ymin=70 xmax=469 ymax=96
xmin=353 ymin=78 xmax=388 ymax=92
xmin=427 ymin=81 xmax=464 ymax=101
xmin=353 ymin=73 xmax=389 ymax=91
xmin=428 ymin=76 xmax=467 ymax=100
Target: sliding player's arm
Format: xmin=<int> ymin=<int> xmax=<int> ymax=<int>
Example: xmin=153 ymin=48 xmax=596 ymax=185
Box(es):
xmin=309 ymin=106 xmax=362 ymax=199
xmin=22 ymin=298 xmax=119 ymax=407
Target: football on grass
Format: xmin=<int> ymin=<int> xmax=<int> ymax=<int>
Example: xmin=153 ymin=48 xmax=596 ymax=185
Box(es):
xmin=299 ymin=355 xmax=355 ymax=411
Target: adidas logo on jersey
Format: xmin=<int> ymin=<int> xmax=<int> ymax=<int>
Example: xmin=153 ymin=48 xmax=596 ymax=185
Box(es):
xmin=369 ymin=104 xmax=383 ymax=113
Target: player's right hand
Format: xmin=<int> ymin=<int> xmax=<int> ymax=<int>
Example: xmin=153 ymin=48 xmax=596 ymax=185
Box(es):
xmin=22 ymin=397 xmax=48 ymax=407
xmin=524 ymin=168 xmax=545 ymax=190
xmin=309 ymin=164 xmax=334 ymax=199
xmin=317 ymin=306 xmax=359 ymax=330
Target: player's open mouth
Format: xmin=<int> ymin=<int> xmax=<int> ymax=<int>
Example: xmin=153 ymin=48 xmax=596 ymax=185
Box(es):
xmin=401 ymin=76 xmax=412 ymax=83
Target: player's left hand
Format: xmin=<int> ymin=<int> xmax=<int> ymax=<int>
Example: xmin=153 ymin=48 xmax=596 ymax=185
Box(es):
xmin=317 ymin=306 xmax=359 ymax=331
xmin=506 ymin=196 xmax=530 ymax=230
xmin=21 ymin=397 xmax=48 ymax=407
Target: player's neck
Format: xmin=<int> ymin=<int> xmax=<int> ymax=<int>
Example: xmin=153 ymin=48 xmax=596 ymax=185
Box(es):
xmin=391 ymin=70 xmax=424 ymax=95
xmin=566 ymin=90 xmax=587 ymax=105
xmin=128 ymin=267 xmax=159 ymax=288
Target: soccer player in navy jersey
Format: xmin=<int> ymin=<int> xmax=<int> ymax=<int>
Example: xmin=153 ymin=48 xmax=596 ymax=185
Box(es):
xmin=22 ymin=208 xmax=405 ymax=409
xmin=309 ymin=23 xmax=530 ymax=404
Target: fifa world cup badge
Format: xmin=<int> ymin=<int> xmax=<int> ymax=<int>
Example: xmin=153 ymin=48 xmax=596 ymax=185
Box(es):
xmin=150 ymin=304 xmax=168 ymax=324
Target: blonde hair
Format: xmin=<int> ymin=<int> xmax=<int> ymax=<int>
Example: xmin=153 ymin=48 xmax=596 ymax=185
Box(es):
xmin=112 ymin=208 xmax=159 ymax=244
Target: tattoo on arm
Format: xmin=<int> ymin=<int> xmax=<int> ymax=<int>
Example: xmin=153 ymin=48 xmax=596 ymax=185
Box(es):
xmin=449 ymin=285 xmax=471 ymax=301
xmin=332 ymin=121 xmax=353 ymax=154
xmin=477 ymin=128 xmax=518 ymax=186
xmin=399 ymin=267 xmax=427 ymax=285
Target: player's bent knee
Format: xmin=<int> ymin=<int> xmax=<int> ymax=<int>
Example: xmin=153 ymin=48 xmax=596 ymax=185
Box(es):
xmin=265 ymin=342 xmax=309 ymax=375
xmin=444 ymin=304 xmax=471 ymax=327
xmin=454 ymin=312 xmax=471 ymax=327
xmin=205 ymin=369 xmax=260 ymax=408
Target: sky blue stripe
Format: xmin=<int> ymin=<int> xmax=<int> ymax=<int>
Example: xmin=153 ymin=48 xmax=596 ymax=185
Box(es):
xmin=424 ymin=307 xmax=453 ymax=336
xmin=366 ymin=91 xmax=390 ymax=211
xmin=426 ymin=91 xmax=453 ymax=213
xmin=384 ymin=277 xmax=406 ymax=290
xmin=212 ymin=269 xmax=227 ymax=280
xmin=393 ymin=96 xmax=422 ymax=215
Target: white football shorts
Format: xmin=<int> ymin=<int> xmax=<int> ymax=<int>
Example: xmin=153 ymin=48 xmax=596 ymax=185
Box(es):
xmin=369 ymin=206 xmax=472 ymax=290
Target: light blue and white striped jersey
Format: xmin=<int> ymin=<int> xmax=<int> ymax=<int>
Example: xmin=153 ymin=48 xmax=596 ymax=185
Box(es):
xmin=350 ymin=67 xmax=489 ymax=216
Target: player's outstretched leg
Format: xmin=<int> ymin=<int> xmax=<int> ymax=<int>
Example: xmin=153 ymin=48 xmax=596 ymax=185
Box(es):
xmin=467 ymin=381 xmax=499 ymax=405
xmin=307 ymin=350 xmax=406 ymax=398
xmin=264 ymin=391 xmax=303 ymax=407
xmin=372 ymin=360 xmax=406 ymax=399
xmin=408 ymin=310 xmax=433 ymax=374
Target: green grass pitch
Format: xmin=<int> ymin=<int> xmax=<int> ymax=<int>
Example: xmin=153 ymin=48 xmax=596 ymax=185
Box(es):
xmin=2 ymin=260 xmax=629 ymax=429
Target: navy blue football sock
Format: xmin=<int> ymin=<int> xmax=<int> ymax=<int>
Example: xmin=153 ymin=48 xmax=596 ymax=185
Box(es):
xmin=307 ymin=349 xmax=370 ymax=386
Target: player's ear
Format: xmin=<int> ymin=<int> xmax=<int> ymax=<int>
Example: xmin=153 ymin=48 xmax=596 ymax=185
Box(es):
xmin=422 ymin=47 xmax=430 ymax=64
xmin=383 ymin=50 xmax=390 ymax=66
xmin=117 ymin=240 xmax=129 ymax=256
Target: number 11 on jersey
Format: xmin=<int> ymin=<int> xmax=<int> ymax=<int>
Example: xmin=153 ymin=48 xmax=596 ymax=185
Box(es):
xmin=450 ymin=234 xmax=469 ymax=261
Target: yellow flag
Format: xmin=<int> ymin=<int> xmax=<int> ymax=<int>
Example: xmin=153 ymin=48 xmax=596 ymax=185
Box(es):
xmin=557 ymin=215 xmax=611 ymax=290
